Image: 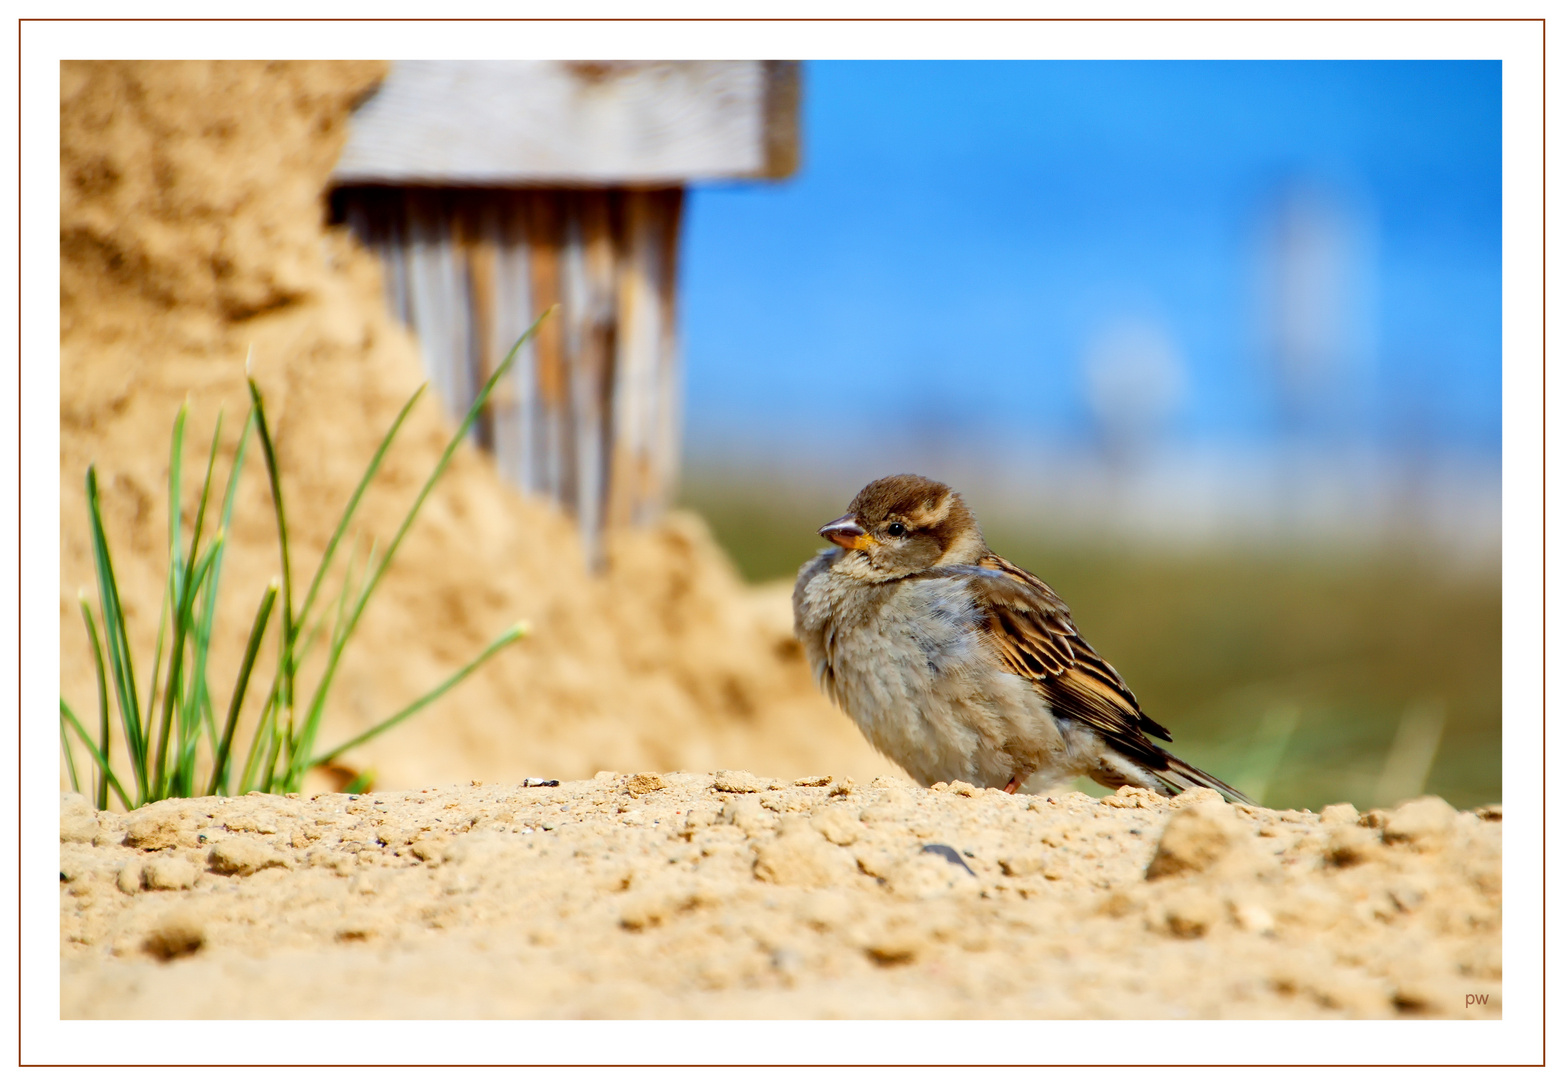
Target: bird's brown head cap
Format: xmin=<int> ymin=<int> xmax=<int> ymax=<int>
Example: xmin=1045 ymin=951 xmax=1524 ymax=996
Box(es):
xmin=819 ymin=474 xmax=986 ymax=576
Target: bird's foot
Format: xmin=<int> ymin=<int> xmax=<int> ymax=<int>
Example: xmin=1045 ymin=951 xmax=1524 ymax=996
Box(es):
xmin=1002 ymin=773 xmax=1030 ymax=795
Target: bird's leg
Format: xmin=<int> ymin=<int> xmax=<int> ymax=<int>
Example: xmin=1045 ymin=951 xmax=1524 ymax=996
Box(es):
xmin=1002 ymin=772 xmax=1031 ymax=795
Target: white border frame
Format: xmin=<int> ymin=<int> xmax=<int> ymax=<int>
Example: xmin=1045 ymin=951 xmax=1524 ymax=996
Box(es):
xmin=14 ymin=14 xmax=1544 ymax=1067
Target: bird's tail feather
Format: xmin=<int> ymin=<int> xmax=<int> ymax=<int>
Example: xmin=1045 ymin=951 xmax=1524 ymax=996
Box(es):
xmin=1096 ymin=747 xmax=1253 ymax=806
xmin=1155 ymin=751 xmax=1252 ymax=805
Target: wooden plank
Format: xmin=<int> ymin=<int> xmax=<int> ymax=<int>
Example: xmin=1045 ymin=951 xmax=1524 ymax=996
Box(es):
xmin=335 ymin=182 xmax=689 ymax=568
xmin=652 ymin=188 xmax=685 ymax=521
xmin=460 ymin=197 xmax=499 ymax=451
xmin=489 ymin=194 xmax=533 ymax=491
xmin=334 ymin=61 xmax=800 ymax=185
xmin=563 ymin=191 xmax=619 ymax=569
xmin=526 ymin=192 xmax=567 ymax=508
xmin=610 ymin=188 xmax=665 ymax=528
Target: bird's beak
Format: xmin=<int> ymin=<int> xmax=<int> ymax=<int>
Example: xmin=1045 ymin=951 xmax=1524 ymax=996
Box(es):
xmin=819 ymin=514 xmax=871 ymax=550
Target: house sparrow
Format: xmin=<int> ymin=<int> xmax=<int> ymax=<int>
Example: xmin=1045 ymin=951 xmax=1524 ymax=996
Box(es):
xmin=793 ymin=474 xmax=1249 ymax=803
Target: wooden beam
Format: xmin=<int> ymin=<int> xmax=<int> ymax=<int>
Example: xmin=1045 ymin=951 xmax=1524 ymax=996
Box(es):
xmin=334 ymin=61 xmax=801 ymax=186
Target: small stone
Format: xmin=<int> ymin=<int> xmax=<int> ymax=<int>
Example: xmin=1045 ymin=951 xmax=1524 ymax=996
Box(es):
xmin=1102 ymin=786 xmax=1168 ymax=810
xmin=1157 ymin=888 xmax=1223 ymax=938
xmin=141 ymin=916 xmax=204 ymax=961
xmin=207 ymin=836 xmax=287 ymax=876
xmin=335 ymin=913 xmax=394 ymax=942
xmin=1168 ymin=786 xmax=1224 ymax=808
xmin=718 ymin=795 xmax=772 ymax=838
xmin=625 ymin=772 xmax=667 ymax=797
xmin=60 ymin=793 xmax=97 ymax=844
xmin=1231 ymin=901 xmax=1276 ymax=934
xmin=864 ymin=929 xmax=922 ymax=966
xmin=124 ymin=805 xmax=200 ymax=850
xmin=714 ymin=770 xmax=762 ymax=794
xmin=1097 ymin=890 xmax=1140 ymax=918
xmin=920 ymin=844 xmax=976 ymax=876
xmin=999 ymin=852 xmax=1048 ymax=878
xmin=410 ymin=838 xmax=448 ymax=864
xmin=828 ymin=777 xmax=855 ymax=797
xmin=947 ymin=781 xmax=979 ymax=798
xmin=143 ymin=856 xmax=199 ymax=890
xmin=1381 ymin=796 xmax=1458 ymax=847
xmin=59 ymin=849 xmax=91 ymax=883
xmin=1325 ymin=824 xmax=1382 ymax=867
xmin=115 ymin=861 xmax=143 ymax=894
xmin=811 ymin=805 xmax=863 ymax=846
xmin=1318 ymin=803 xmax=1359 ymax=825
xmin=618 ymin=888 xmax=693 ymax=931
xmin=793 ymin=776 xmax=831 ymax=787
xmin=753 ymin=821 xmax=857 ymax=887
xmin=1145 ymin=802 xmax=1248 ymax=880
xmin=880 ymin=849 xmax=981 ymax=899
xmin=760 ymin=789 xmax=811 ymax=814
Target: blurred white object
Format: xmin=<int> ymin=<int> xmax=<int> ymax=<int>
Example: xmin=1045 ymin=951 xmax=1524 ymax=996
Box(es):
xmin=1083 ymin=317 xmax=1187 ymax=465
xmin=1257 ymin=178 xmax=1375 ymax=432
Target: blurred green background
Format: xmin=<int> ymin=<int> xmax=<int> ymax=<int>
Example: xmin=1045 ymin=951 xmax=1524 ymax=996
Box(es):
xmin=682 ymin=477 xmax=1500 ymax=812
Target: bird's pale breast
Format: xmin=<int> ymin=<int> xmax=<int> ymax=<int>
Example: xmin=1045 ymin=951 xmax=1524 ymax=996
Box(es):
xmin=793 ymin=552 xmax=1066 ymax=788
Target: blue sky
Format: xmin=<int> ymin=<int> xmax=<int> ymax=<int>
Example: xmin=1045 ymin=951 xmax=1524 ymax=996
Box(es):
xmin=680 ymin=61 xmax=1501 ymax=461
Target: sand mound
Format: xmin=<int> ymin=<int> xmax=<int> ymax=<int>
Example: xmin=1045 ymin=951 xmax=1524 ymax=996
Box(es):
xmin=59 ymin=60 xmax=891 ymax=793
xmin=59 ymin=781 xmax=1501 ymax=1019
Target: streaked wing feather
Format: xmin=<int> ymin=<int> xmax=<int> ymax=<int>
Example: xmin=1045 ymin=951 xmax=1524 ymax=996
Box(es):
xmin=958 ymin=554 xmax=1176 ymax=757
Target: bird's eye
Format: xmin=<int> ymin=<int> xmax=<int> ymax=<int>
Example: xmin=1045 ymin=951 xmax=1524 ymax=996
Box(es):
xmin=885 ymin=522 xmax=906 ymax=538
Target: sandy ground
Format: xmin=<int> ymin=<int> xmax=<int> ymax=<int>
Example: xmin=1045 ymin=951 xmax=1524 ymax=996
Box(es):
xmin=60 ymin=779 xmax=1500 ymax=1020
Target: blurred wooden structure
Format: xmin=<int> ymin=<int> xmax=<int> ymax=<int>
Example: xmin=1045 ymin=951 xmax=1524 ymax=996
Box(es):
xmin=331 ymin=61 xmax=800 ymax=565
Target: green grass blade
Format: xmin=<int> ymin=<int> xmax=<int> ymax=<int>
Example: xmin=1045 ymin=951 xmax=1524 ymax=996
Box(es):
xmin=285 ymin=538 xmax=364 ymax=774
xmin=171 ymin=534 xmax=225 ymax=797
xmin=194 ymin=409 xmax=254 ymax=736
xmin=291 ymin=386 xmax=426 ymax=640
xmin=156 ymin=404 xmax=187 ymax=744
xmin=149 ymin=401 xmax=189 ymax=803
xmin=78 ymin=597 xmax=114 ymax=809
xmin=311 ymin=621 xmax=528 ymax=767
xmin=141 ymin=569 xmax=172 ymax=754
xmin=59 ymin=704 xmax=82 ymax=794
xmin=190 ymin=683 xmax=218 ymax=793
xmin=61 ymin=701 xmax=133 ymax=811
xmin=246 ymin=380 xmax=295 ymax=710
xmin=85 ymin=466 xmax=147 ymax=804
xmin=209 ymin=581 xmax=277 ymax=797
xmin=152 ymin=515 xmax=228 ymax=800
xmin=167 ymin=400 xmax=187 ymax=599
xmin=260 ymin=704 xmax=287 ymax=792
xmin=290 ymin=310 xmax=551 ymax=781
xmin=237 ymin=689 xmax=279 ymax=796
xmin=295 ymin=536 xmax=373 ymax=677
xmin=159 ymin=414 xmax=225 ymax=800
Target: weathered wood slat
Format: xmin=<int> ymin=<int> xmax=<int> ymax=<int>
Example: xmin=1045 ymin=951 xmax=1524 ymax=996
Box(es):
xmin=333 ymin=184 xmax=683 ymax=567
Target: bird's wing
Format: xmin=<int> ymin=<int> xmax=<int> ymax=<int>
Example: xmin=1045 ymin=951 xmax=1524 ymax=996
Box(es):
xmin=944 ymin=554 xmax=1176 ymax=759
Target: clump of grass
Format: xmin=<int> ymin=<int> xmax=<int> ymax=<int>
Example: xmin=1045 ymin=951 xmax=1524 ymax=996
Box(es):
xmin=60 ymin=309 xmax=552 ymax=810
